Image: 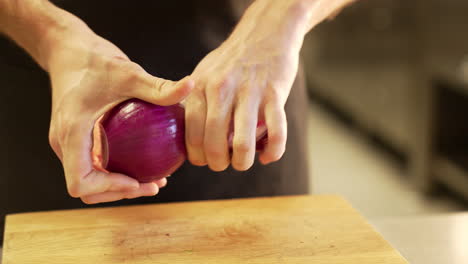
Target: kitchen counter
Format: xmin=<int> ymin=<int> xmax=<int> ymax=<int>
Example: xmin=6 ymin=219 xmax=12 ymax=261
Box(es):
xmin=372 ymin=213 xmax=468 ymax=264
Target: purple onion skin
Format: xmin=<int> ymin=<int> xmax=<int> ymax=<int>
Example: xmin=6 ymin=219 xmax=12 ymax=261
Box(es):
xmin=102 ymin=99 xmax=186 ymax=183
xmin=100 ymin=99 xmax=269 ymax=183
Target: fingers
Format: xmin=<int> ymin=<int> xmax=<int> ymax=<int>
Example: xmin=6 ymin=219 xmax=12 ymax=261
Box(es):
xmin=259 ymin=100 xmax=287 ymax=165
xmin=66 ymin=167 xmax=141 ymax=198
xmin=154 ymin=178 xmax=167 ymax=188
xmin=203 ymin=79 xmax=234 ymax=171
xmin=61 ymin=119 xmax=140 ymax=198
xmin=129 ymin=67 xmax=194 ymax=106
xmin=81 ymin=178 xmax=169 ymax=204
xmin=184 ymin=76 xmax=287 ymax=171
xmin=153 ymin=75 xmax=195 ymax=105
xmin=231 ymin=94 xmax=260 ymax=171
xmin=81 ymin=182 xmax=159 ymax=204
xmin=51 ymin=57 xmax=184 ymax=205
xmin=185 ymin=90 xmax=208 ymax=166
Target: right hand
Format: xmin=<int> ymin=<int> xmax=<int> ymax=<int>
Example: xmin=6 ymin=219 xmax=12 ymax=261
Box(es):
xmin=46 ymin=22 xmax=194 ymax=204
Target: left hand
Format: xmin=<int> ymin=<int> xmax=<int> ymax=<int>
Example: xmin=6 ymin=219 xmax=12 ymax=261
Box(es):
xmin=184 ymin=0 xmax=308 ymax=171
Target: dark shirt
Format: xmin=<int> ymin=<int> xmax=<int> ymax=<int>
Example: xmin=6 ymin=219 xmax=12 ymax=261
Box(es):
xmin=0 ymin=0 xmax=309 ymax=245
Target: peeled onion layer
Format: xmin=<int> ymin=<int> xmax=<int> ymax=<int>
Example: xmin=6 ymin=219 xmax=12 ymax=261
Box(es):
xmin=92 ymin=99 xmax=268 ymax=183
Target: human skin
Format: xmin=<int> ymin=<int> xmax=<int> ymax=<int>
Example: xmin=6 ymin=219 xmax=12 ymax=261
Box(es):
xmin=0 ymin=0 xmax=354 ymax=204
xmin=185 ymin=0 xmax=356 ymax=171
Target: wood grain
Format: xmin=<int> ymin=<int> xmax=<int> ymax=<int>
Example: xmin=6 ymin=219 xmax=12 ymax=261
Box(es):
xmin=3 ymin=195 xmax=408 ymax=264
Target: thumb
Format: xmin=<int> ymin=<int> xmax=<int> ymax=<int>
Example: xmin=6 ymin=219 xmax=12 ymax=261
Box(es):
xmin=131 ymin=72 xmax=194 ymax=106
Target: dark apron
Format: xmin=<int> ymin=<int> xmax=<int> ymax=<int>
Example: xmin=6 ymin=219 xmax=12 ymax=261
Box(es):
xmin=0 ymin=0 xmax=309 ymax=243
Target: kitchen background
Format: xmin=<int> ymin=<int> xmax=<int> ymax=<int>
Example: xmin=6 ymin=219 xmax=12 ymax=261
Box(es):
xmin=2 ymin=0 xmax=468 ymax=261
xmin=303 ymin=0 xmax=468 ymax=217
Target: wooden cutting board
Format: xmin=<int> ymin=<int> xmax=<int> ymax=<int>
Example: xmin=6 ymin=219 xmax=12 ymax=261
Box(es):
xmin=2 ymin=195 xmax=408 ymax=264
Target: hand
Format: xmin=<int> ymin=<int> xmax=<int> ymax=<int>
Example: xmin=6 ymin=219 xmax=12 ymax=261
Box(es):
xmin=184 ymin=0 xmax=308 ymax=171
xmin=46 ymin=23 xmax=193 ymax=204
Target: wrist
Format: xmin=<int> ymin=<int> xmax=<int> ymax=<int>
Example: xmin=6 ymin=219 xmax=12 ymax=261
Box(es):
xmin=237 ymin=0 xmax=355 ymax=39
xmin=228 ymin=0 xmax=311 ymax=55
xmin=292 ymin=0 xmax=357 ymax=31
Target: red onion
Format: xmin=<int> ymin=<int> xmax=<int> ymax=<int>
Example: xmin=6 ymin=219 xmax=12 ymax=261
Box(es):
xmin=92 ymin=99 xmax=268 ymax=183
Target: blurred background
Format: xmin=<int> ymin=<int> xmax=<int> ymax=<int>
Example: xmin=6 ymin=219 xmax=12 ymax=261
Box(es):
xmin=303 ymin=0 xmax=468 ymax=218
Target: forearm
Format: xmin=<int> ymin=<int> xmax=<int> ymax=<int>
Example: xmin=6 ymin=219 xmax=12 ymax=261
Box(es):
xmin=229 ymin=0 xmax=356 ymax=53
xmin=296 ymin=0 xmax=357 ymax=32
xmin=0 ymin=0 xmax=90 ymax=70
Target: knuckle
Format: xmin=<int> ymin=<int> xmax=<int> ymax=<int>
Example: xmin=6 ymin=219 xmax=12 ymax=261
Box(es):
xmin=125 ymin=69 xmax=141 ymax=83
xmin=188 ymin=135 xmax=204 ymax=148
xmin=121 ymin=69 xmax=142 ymax=89
xmin=108 ymin=60 xmax=142 ymax=92
xmin=269 ymin=129 xmax=287 ymax=145
xmin=48 ymin=127 xmax=58 ymax=148
xmin=104 ymin=56 xmax=119 ymax=70
xmin=209 ymin=92 xmax=223 ymax=105
xmin=233 ymin=140 xmax=251 ymax=154
xmin=265 ymin=86 xmax=284 ymax=104
xmin=54 ymin=118 xmax=74 ymax=144
xmin=238 ymin=85 xmax=252 ymax=97
xmin=67 ymin=180 xmax=82 ymax=198
xmin=205 ymin=116 xmax=224 ymax=131
xmin=108 ymin=57 xmax=133 ymax=71
xmin=215 ymin=76 xmax=233 ymax=91
xmin=205 ymin=143 xmax=225 ymax=158
xmin=56 ymin=129 xmax=67 ymax=145
xmin=185 ymin=117 xmax=205 ymax=148
xmin=151 ymin=78 xmax=169 ymax=102
xmin=185 ymin=102 xmax=202 ymax=118
xmin=106 ymin=57 xmax=129 ymax=75
xmin=211 ymin=76 xmax=233 ymax=101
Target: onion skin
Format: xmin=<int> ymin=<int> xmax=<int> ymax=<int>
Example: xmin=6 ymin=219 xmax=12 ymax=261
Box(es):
xmin=99 ymin=99 xmax=186 ymax=183
xmin=93 ymin=99 xmax=268 ymax=183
